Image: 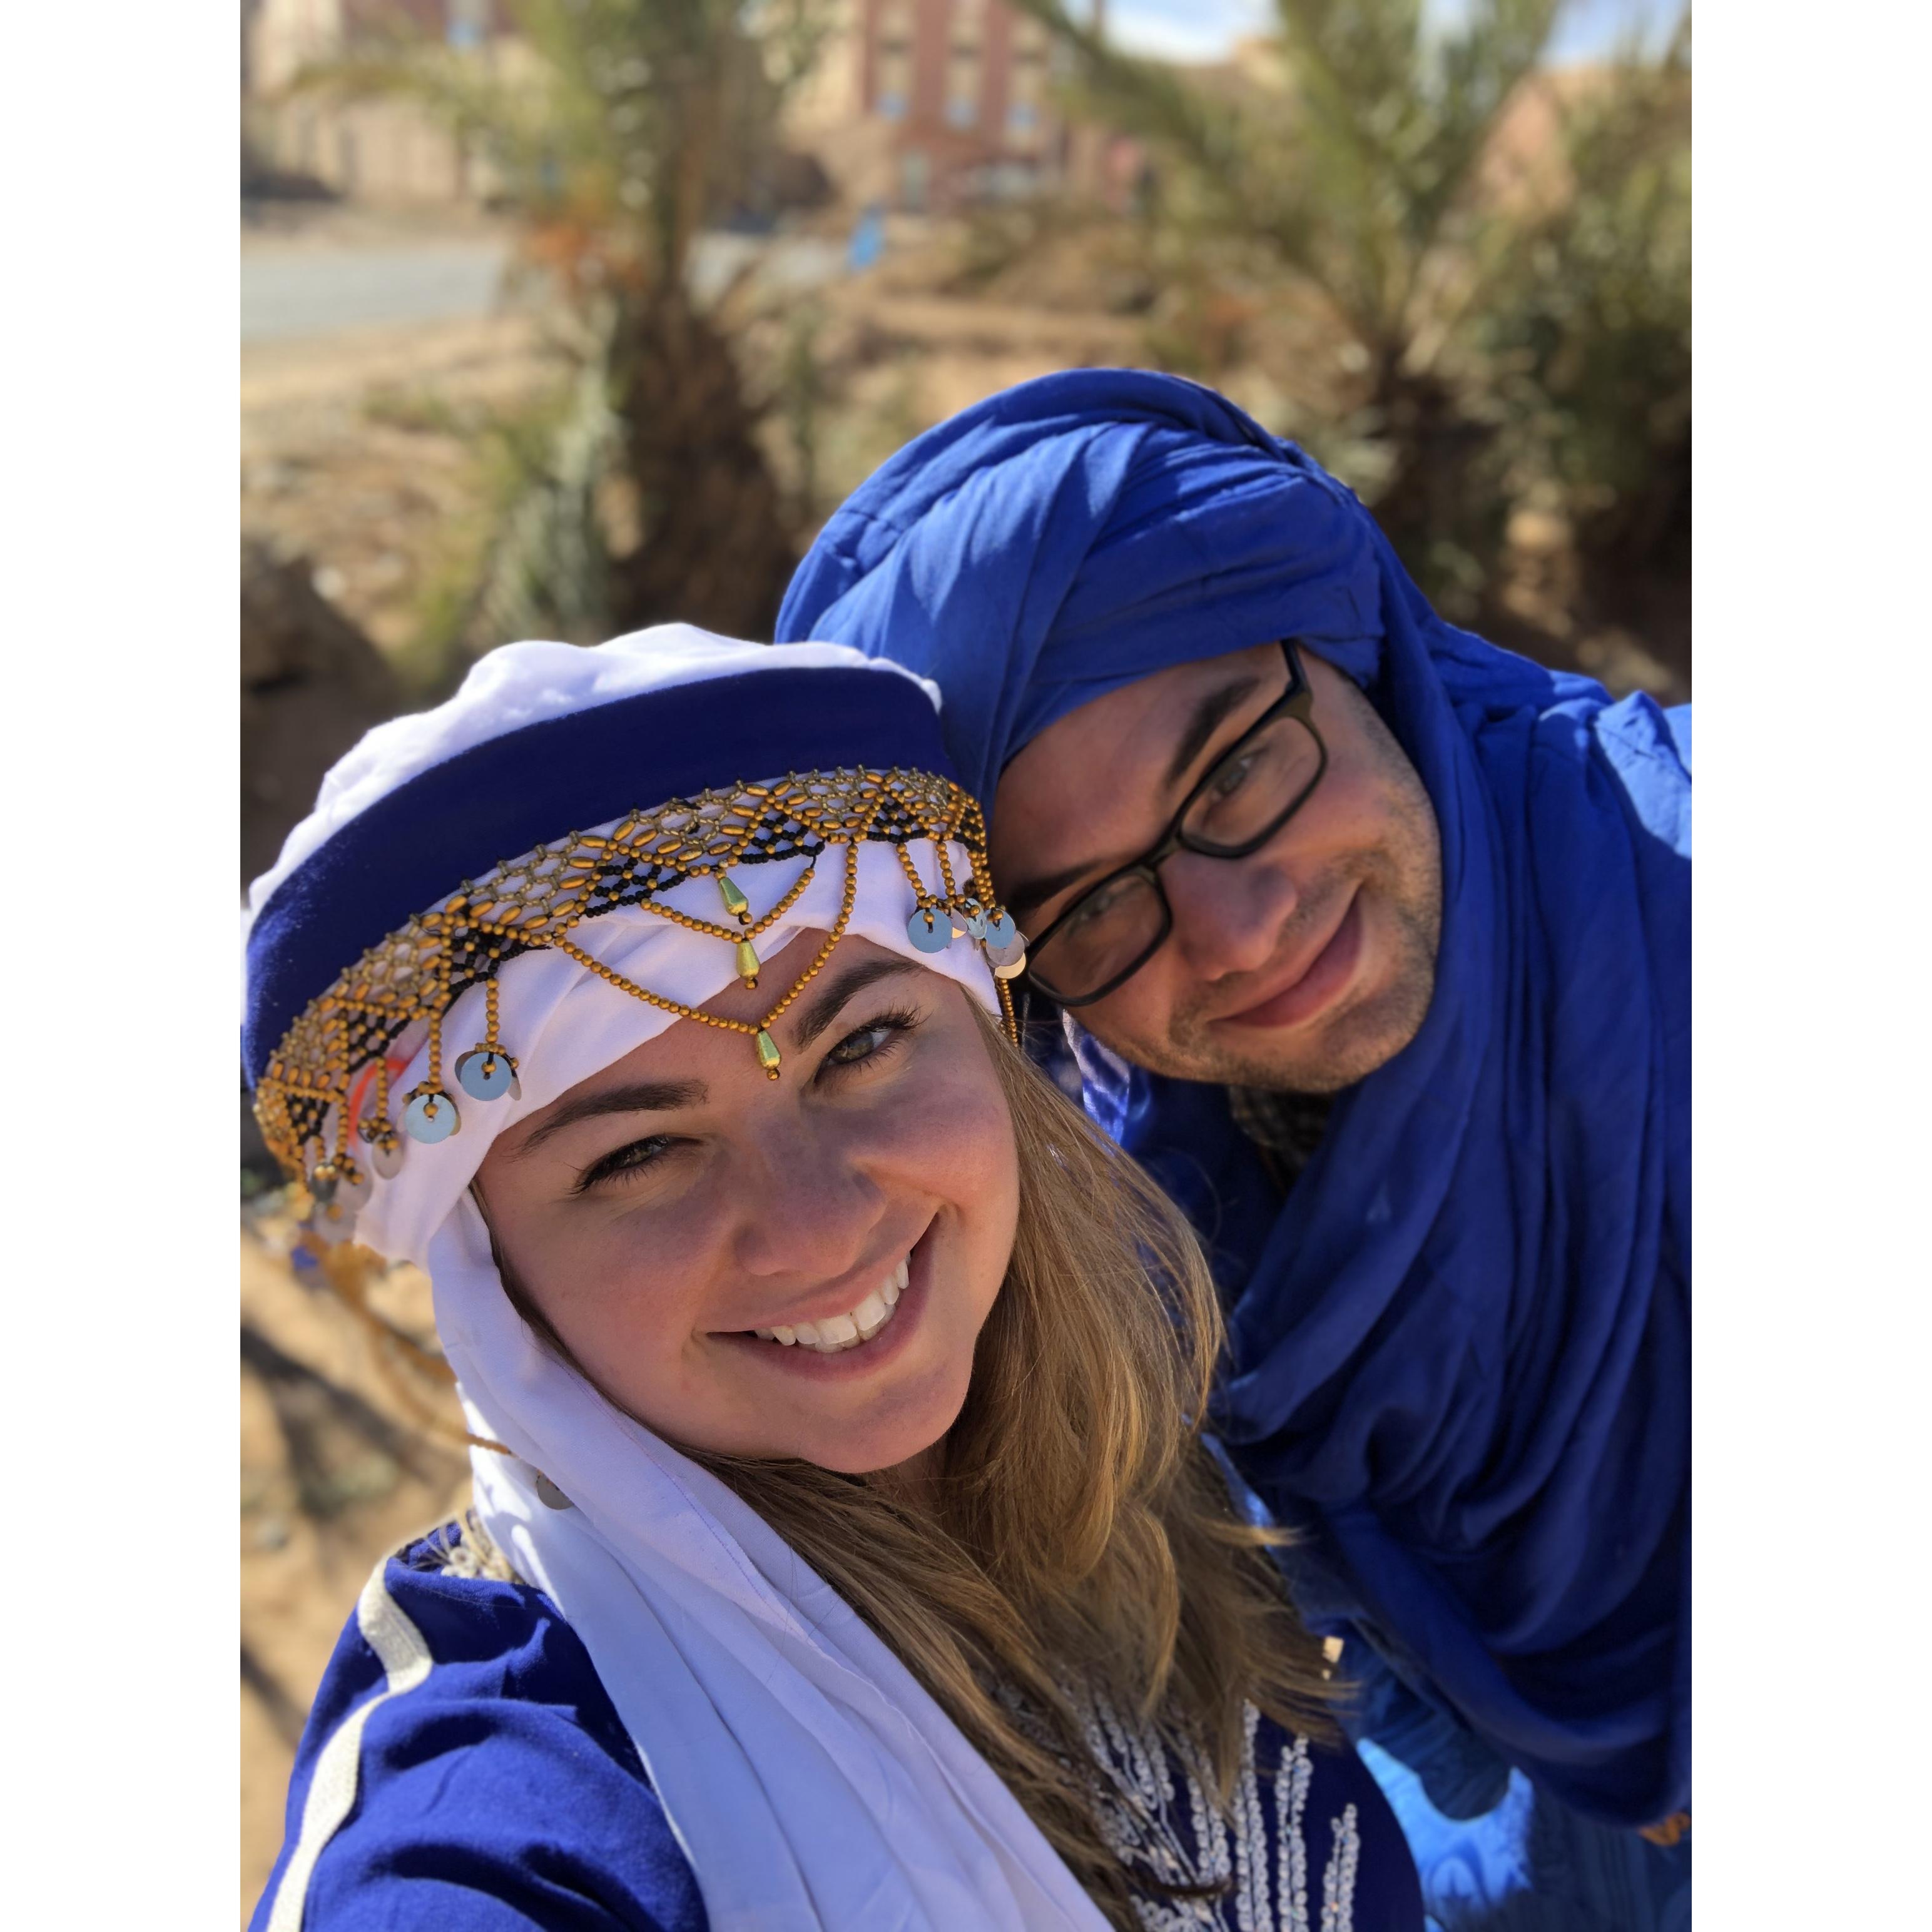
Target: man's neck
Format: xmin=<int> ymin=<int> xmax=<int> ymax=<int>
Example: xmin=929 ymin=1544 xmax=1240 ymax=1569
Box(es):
xmin=1226 ymin=1084 xmax=1336 ymax=1192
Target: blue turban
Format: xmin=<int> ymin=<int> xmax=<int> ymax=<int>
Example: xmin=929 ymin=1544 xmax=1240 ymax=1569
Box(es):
xmin=779 ymin=369 xmax=1690 ymax=1829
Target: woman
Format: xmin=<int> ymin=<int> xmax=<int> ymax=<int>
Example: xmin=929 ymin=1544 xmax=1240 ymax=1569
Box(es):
xmin=244 ymin=627 xmax=1423 ymax=1932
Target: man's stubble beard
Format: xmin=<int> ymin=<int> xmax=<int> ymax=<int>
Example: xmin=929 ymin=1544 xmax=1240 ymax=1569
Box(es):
xmin=1087 ymin=695 xmax=1444 ymax=1097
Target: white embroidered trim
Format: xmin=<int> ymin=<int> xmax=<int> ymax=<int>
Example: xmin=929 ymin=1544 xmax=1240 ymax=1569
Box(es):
xmin=263 ymin=1555 xmax=435 ymax=1932
xmin=1278 ymin=1734 xmax=1313 ymax=1932
xmin=1319 ymin=1802 xmax=1360 ymax=1932
xmin=1073 ymin=1694 xmax=1357 ymax=1932
xmin=430 ymin=1510 xmax=521 ymax=1584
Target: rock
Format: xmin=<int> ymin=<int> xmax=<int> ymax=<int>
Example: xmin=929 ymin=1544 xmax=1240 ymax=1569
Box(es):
xmin=242 ymin=534 xmax=401 ymax=887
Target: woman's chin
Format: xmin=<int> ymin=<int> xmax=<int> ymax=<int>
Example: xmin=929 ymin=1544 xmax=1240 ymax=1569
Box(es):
xmin=646 ymin=1343 xmax=973 ymax=1471
xmin=791 ymin=1380 xmax=966 ymax=1477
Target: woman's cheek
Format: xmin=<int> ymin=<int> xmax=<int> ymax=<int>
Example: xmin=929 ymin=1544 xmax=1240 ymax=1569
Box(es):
xmin=879 ymin=1049 xmax=1015 ymax=1208
xmin=890 ymin=1043 xmax=1020 ymax=1293
xmin=532 ymin=1206 xmax=699 ymax=1372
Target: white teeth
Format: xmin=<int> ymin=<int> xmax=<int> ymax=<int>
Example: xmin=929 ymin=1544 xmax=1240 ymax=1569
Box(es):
xmin=755 ymin=1253 xmax=913 ymax=1353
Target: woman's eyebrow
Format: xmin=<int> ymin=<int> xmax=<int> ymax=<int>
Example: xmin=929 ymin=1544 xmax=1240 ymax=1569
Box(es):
xmin=511 ymin=1079 xmax=708 ymax=1157
xmin=788 ymin=958 xmax=920 ymax=1055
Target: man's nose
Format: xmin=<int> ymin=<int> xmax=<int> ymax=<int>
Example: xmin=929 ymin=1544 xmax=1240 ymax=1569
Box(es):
xmin=1163 ymin=850 xmax=1298 ymax=980
xmin=727 ymin=1119 xmax=887 ymax=1284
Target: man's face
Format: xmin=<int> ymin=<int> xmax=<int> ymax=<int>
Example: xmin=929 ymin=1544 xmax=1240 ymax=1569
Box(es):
xmin=990 ymin=643 xmax=1443 ymax=1094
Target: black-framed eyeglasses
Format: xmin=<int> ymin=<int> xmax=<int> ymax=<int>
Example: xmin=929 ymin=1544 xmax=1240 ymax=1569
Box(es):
xmin=1025 ymin=640 xmax=1328 ymax=1009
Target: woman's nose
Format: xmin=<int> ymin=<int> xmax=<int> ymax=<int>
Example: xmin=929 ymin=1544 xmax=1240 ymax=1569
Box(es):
xmin=1162 ymin=850 xmax=1299 ymax=981
xmin=728 ymin=1119 xmax=887 ymax=1284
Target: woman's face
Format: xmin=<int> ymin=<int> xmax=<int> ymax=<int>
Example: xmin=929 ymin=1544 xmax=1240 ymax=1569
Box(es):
xmin=474 ymin=934 xmax=1020 ymax=1477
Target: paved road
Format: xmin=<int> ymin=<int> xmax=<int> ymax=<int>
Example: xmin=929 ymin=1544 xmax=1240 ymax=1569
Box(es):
xmin=242 ymin=239 xmax=517 ymax=342
xmin=242 ymin=233 xmax=849 ymax=343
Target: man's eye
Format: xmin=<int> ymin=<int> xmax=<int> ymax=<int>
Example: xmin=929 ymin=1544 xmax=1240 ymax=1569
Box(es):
xmin=1208 ymin=752 xmax=1258 ymax=801
xmin=1064 ymin=877 xmax=1138 ymax=931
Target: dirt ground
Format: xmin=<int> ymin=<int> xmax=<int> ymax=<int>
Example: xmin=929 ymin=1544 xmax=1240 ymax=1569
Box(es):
xmin=242 ymin=310 xmax=561 ymax=661
xmin=240 ymin=243 xmax=1680 ymax=721
xmin=240 ymin=210 xmax=1144 ymax=672
xmin=240 ymin=1202 xmax=472 ymax=1921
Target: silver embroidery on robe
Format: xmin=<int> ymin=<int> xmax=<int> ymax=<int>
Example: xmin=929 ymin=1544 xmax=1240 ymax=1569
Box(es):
xmin=1067 ymin=1692 xmax=1360 ymax=1932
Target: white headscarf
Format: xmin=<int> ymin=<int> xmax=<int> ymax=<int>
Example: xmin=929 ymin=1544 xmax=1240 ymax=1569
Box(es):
xmin=245 ymin=628 xmax=1111 ymax=1932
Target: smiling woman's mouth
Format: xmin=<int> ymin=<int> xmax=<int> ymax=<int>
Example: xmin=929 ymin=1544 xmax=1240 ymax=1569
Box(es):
xmin=748 ymin=1254 xmax=911 ymax=1355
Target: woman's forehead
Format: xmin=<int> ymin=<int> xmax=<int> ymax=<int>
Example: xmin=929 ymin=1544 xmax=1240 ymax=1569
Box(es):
xmin=506 ymin=935 xmax=942 ymax=1131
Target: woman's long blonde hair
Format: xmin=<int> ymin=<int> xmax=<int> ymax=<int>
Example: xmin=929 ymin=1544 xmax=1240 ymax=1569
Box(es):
xmin=629 ymin=1007 xmax=1338 ymax=1928
xmin=399 ymin=998 xmax=1334 ymax=1924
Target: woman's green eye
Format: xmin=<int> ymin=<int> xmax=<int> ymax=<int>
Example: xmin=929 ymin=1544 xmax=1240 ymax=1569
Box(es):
xmin=822 ymin=1008 xmax=920 ymax=1072
xmin=828 ymin=1023 xmax=892 ymax=1065
xmin=578 ymin=1135 xmax=676 ymax=1189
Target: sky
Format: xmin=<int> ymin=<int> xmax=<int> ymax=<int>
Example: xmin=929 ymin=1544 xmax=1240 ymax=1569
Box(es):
xmin=1101 ymin=0 xmax=1687 ymax=69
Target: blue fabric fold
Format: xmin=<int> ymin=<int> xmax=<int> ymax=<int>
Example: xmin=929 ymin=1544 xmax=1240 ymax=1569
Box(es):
xmin=779 ymin=370 xmax=1690 ymax=1829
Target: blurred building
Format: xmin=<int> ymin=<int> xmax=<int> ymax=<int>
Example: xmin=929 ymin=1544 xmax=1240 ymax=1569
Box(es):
xmin=247 ymin=0 xmax=1076 ymax=215
xmin=243 ymin=0 xmax=507 ymax=204
xmin=784 ymin=0 xmax=1065 ymax=211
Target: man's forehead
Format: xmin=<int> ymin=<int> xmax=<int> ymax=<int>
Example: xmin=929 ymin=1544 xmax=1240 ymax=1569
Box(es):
xmin=1018 ymin=646 xmax=1266 ymax=785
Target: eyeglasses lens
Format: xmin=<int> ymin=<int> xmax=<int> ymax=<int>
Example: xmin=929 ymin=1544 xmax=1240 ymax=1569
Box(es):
xmin=1179 ymin=713 xmax=1323 ymax=853
xmin=1030 ymin=872 xmax=1167 ymax=1003
xmin=1030 ymin=713 xmax=1322 ymax=1003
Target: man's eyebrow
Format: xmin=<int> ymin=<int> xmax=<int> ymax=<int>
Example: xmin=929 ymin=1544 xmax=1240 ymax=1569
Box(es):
xmin=1004 ymin=672 xmax=1266 ymax=921
xmin=1003 ymin=857 xmax=1104 ymax=925
xmin=788 ymin=957 xmax=920 ymax=1056
xmin=1161 ymin=673 xmax=1264 ymax=791
xmin=511 ymin=1079 xmax=708 ymax=1157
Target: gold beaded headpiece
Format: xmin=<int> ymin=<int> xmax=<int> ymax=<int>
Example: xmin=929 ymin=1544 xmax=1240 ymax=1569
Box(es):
xmin=253 ymin=763 xmax=1027 ymax=1244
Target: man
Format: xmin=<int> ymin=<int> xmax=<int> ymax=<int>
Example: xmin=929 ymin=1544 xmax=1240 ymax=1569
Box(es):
xmin=778 ymin=370 xmax=1690 ymax=1927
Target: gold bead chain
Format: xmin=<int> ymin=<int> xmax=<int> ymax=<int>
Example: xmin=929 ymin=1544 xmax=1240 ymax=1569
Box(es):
xmin=255 ymin=765 xmax=1014 ymax=1178
xmin=631 ymin=858 xmax=818 ymax=945
xmin=549 ymin=826 xmax=866 ymax=1079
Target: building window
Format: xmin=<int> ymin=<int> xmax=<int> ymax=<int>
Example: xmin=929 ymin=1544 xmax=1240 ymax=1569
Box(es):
xmin=1008 ymin=42 xmax=1045 ymax=145
xmin=446 ymin=0 xmax=489 ymax=49
xmin=875 ymin=1 xmax=913 ymax=122
xmin=877 ymin=24 xmax=910 ymax=123
xmin=947 ymin=40 xmax=982 ymax=128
